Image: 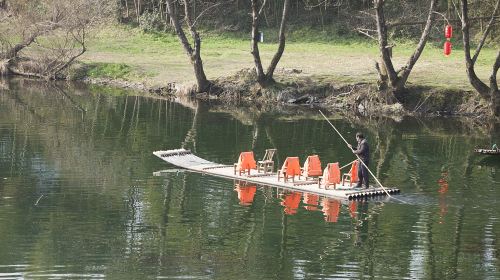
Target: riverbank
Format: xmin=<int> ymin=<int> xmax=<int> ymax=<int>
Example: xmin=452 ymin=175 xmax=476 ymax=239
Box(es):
xmin=73 ymin=25 xmax=496 ymax=119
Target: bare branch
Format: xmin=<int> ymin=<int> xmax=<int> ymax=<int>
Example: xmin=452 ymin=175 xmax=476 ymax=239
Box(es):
xmin=356 ymin=28 xmax=377 ymax=40
xmin=265 ymin=0 xmax=290 ymax=79
xmin=399 ymin=0 xmax=436 ymax=79
xmin=303 ymin=0 xmax=330 ymax=9
xmin=52 ymin=27 xmax=87 ymax=77
xmin=431 ymin=11 xmax=450 ymax=24
xmin=359 ymin=10 xmax=376 ymax=20
xmin=191 ymin=1 xmax=230 ymax=28
xmin=472 ymin=0 xmax=500 ymax=64
xmin=386 ymin=16 xmax=498 ymax=28
xmin=452 ymin=0 xmax=463 ymax=22
xmin=258 ymin=0 xmax=268 ymax=16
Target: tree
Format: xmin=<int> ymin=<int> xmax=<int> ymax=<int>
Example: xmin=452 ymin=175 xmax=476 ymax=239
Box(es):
xmin=373 ymin=0 xmax=436 ymax=98
xmin=250 ymin=0 xmax=290 ymax=87
xmin=165 ymin=0 xmax=213 ymax=93
xmin=0 ymin=0 xmax=114 ymax=79
xmin=459 ymin=0 xmax=500 ymax=118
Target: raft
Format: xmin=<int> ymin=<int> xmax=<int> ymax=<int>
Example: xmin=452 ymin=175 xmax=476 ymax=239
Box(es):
xmin=153 ymin=149 xmax=400 ymax=200
xmin=474 ymin=148 xmax=500 ymax=155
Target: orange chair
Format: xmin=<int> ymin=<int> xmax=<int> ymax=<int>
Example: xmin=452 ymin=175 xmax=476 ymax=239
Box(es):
xmin=322 ymin=198 xmax=341 ymax=223
xmin=342 ymin=161 xmax=359 ymax=187
xmin=301 ymin=155 xmax=322 ymax=180
xmin=234 ymin=151 xmax=257 ymax=175
xmin=281 ymin=192 xmax=302 ymax=215
xmin=318 ymin=162 xmax=341 ymax=189
xmin=277 ymin=157 xmax=302 ymax=182
xmin=234 ymin=183 xmax=257 ymax=206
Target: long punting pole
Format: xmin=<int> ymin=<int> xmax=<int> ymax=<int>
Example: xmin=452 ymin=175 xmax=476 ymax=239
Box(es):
xmin=318 ymin=110 xmax=394 ymax=198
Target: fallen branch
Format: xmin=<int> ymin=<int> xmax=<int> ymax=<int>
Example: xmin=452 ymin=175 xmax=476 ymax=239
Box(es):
xmin=387 ymin=16 xmax=499 ymax=27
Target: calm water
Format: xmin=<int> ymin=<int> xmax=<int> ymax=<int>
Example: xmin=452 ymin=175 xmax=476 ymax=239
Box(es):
xmin=1 ymin=79 xmax=500 ymax=279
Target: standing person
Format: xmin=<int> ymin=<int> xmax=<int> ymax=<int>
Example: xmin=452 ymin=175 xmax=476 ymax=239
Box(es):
xmin=347 ymin=132 xmax=370 ymax=189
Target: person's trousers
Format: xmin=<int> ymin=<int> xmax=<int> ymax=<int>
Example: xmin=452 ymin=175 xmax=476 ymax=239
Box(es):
xmin=357 ymin=161 xmax=369 ymax=188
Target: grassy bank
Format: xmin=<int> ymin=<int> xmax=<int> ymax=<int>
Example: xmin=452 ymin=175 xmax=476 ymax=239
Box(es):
xmin=80 ymin=25 xmax=498 ymax=91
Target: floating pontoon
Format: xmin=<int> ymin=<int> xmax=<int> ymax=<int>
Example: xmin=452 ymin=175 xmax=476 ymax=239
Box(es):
xmin=153 ymin=149 xmax=400 ymax=200
xmin=474 ymin=148 xmax=500 ymax=155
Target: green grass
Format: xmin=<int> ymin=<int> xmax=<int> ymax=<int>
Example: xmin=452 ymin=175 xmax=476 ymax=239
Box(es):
xmin=82 ymin=24 xmax=498 ymax=90
xmin=86 ymin=63 xmax=133 ymax=79
xmin=69 ymin=61 xmax=157 ymax=81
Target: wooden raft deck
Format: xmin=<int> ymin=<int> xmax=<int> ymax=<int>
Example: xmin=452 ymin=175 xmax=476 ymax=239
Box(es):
xmin=475 ymin=148 xmax=500 ymax=155
xmin=153 ymin=149 xmax=400 ymax=200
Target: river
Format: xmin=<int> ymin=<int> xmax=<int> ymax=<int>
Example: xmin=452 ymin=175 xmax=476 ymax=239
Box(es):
xmin=0 ymin=79 xmax=499 ymax=279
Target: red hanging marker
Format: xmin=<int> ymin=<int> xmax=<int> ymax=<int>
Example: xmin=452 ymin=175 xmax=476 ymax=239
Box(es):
xmin=445 ymin=24 xmax=453 ymax=39
xmin=444 ymin=41 xmax=452 ymax=56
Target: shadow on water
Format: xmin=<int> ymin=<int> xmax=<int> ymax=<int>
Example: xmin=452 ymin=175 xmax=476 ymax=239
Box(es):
xmin=476 ymin=155 xmax=500 ymax=167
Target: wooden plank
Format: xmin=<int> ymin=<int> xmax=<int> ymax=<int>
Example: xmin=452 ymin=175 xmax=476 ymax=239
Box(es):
xmin=474 ymin=148 xmax=500 ymax=155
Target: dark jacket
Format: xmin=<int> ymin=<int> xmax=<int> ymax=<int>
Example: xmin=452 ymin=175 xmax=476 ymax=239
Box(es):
xmin=353 ymin=139 xmax=370 ymax=164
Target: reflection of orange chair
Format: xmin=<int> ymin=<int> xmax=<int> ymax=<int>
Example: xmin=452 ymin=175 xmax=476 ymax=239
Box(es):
xmin=318 ymin=163 xmax=341 ymax=189
xmin=349 ymin=201 xmax=357 ymax=219
xmin=437 ymin=172 xmax=449 ymax=194
xmin=277 ymin=157 xmax=302 ymax=182
xmin=342 ymin=161 xmax=359 ymax=187
xmin=234 ymin=151 xmax=257 ymax=175
xmin=322 ymin=198 xmax=341 ymax=223
xmin=303 ymin=193 xmax=319 ymax=211
xmin=437 ymin=171 xmax=449 ymax=223
xmin=281 ymin=192 xmax=302 ymax=215
xmin=235 ymin=184 xmax=257 ymax=206
xmin=301 ymin=155 xmax=322 ymax=180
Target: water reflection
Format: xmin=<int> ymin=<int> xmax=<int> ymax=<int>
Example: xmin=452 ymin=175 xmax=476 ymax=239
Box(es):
xmin=302 ymin=193 xmax=319 ymax=211
xmin=1 ymin=79 xmax=500 ymax=279
xmin=279 ymin=191 xmax=302 ymax=215
xmin=232 ymin=179 xmax=362 ymax=224
xmin=234 ymin=180 xmax=257 ymax=206
xmin=437 ymin=168 xmax=449 ymax=224
xmin=321 ymin=198 xmax=341 ymax=222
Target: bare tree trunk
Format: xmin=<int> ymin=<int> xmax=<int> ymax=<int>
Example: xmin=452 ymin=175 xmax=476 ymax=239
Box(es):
xmin=125 ymin=0 xmax=130 ymax=18
xmin=138 ymin=0 xmax=142 ymax=19
xmin=250 ymin=0 xmax=290 ymax=87
xmin=319 ymin=5 xmax=324 ymax=31
xmin=159 ymin=0 xmax=163 ymax=20
xmin=374 ymin=0 xmax=436 ymax=95
xmin=133 ymin=0 xmax=139 ymax=23
xmin=192 ymin=0 xmax=196 ymax=19
xmin=374 ymin=0 xmax=398 ymax=88
xmin=0 ymin=59 xmax=9 ymax=76
xmin=265 ymin=0 xmax=290 ymax=82
xmin=251 ymin=0 xmax=267 ymax=83
xmin=396 ymin=0 xmax=436 ymax=90
xmin=490 ymin=52 xmax=500 ymax=117
xmin=165 ymin=0 xmax=212 ymax=93
xmin=460 ymin=0 xmax=499 ymax=99
xmin=165 ymin=1 xmax=170 ymax=26
xmin=181 ymin=0 xmax=211 ymax=93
